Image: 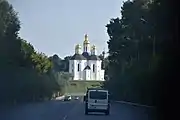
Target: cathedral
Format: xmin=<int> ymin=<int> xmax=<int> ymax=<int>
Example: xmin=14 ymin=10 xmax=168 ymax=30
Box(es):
xmin=69 ymin=34 xmax=105 ymax=81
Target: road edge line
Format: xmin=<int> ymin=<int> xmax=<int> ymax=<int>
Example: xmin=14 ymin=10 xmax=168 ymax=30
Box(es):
xmin=114 ymin=100 xmax=156 ymax=108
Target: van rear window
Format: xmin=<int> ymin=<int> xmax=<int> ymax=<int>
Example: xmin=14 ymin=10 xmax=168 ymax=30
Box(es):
xmin=89 ymin=91 xmax=107 ymax=99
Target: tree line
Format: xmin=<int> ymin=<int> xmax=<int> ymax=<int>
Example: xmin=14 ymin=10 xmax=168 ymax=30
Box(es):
xmin=104 ymin=0 xmax=177 ymax=107
xmin=0 ymin=0 xmax=72 ymax=105
xmin=0 ymin=0 xmax=107 ymax=105
xmin=1 ymin=1 xmax=177 ymax=114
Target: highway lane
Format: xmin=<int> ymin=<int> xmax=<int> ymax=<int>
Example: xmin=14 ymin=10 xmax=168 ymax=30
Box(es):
xmin=63 ymin=101 xmax=157 ymax=120
xmin=0 ymin=99 xmax=157 ymax=120
xmin=0 ymin=100 xmax=78 ymax=120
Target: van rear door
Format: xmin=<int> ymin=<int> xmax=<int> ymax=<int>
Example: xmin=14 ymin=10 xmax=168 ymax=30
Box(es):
xmin=88 ymin=90 xmax=108 ymax=105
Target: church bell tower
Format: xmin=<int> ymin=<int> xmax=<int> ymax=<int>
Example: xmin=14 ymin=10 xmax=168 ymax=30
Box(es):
xmin=83 ymin=34 xmax=90 ymax=53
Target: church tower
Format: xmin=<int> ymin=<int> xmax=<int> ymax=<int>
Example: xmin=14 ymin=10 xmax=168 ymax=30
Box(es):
xmin=83 ymin=34 xmax=90 ymax=53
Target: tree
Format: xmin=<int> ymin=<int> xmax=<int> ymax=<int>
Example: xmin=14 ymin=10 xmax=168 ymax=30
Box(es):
xmin=63 ymin=56 xmax=72 ymax=72
xmin=49 ymin=54 xmax=73 ymax=94
xmin=31 ymin=52 xmax=52 ymax=74
xmin=0 ymin=0 xmax=64 ymax=104
xmin=19 ymin=38 xmax=35 ymax=67
xmin=105 ymin=0 xmax=163 ymax=105
xmin=0 ymin=0 xmax=23 ymax=103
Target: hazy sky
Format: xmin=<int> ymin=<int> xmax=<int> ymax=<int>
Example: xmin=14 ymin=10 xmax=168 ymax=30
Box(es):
xmin=10 ymin=0 xmax=124 ymax=58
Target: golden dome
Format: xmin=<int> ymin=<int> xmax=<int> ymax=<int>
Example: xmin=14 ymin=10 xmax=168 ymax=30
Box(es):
xmin=91 ymin=45 xmax=96 ymax=50
xmin=75 ymin=44 xmax=81 ymax=49
xmin=83 ymin=34 xmax=90 ymax=44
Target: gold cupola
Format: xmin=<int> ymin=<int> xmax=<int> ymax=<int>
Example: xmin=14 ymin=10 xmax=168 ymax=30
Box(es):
xmin=83 ymin=34 xmax=90 ymax=44
xmin=91 ymin=45 xmax=96 ymax=50
xmin=75 ymin=44 xmax=82 ymax=54
xmin=75 ymin=44 xmax=81 ymax=49
xmin=91 ymin=44 xmax=97 ymax=55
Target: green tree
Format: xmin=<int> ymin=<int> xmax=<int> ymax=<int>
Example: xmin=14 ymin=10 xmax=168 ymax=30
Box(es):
xmin=0 ymin=0 xmax=63 ymax=104
xmin=50 ymin=54 xmax=73 ymax=94
xmin=105 ymin=0 xmax=163 ymax=105
xmin=31 ymin=52 xmax=52 ymax=74
xmin=63 ymin=56 xmax=72 ymax=72
xmin=49 ymin=54 xmax=72 ymax=72
xmin=0 ymin=0 xmax=23 ymax=104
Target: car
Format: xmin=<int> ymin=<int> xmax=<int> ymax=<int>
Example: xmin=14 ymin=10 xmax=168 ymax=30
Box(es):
xmin=64 ymin=95 xmax=72 ymax=101
xmin=75 ymin=96 xmax=79 ymax=100
xmin=84 ymin=88 xmax=110 ymax=115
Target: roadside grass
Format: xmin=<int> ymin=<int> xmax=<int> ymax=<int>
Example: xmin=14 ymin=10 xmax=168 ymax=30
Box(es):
xmin=65 ymin=80 xmax=104 ymax=94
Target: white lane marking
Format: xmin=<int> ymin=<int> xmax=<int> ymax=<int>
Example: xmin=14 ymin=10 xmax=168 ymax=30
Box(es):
xmin=115 ymin=101 xmax=156 ymax=108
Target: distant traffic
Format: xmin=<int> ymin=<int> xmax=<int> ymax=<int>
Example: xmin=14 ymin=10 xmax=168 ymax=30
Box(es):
xmin=63 ymin=95 xmax=80 ymax=101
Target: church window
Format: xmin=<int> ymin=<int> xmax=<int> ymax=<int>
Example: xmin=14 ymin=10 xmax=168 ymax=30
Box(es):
xmin=93 ymin=64 xmax=95 ymax=72
xmin=78 ymin=64 xmax=80 ymax=71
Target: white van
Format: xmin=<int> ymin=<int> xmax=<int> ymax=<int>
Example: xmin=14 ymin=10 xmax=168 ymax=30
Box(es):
xmin=84 ymin=88 xmax=110 ymax=115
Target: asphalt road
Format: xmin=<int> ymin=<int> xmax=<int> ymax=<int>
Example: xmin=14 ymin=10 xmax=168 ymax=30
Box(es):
xmin=0 ymin=99 xmax=157 ymax=120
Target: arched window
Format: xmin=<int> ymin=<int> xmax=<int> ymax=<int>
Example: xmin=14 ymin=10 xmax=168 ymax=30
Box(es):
xmin=77 ymin=64 xmax=80 ymax=71
xmin=93 ymin=64 xmax=95 ymax=72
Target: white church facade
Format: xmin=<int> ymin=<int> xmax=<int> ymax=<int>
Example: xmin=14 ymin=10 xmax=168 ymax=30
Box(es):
xmin=69 ymin=34 xmax=105 ymax=81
